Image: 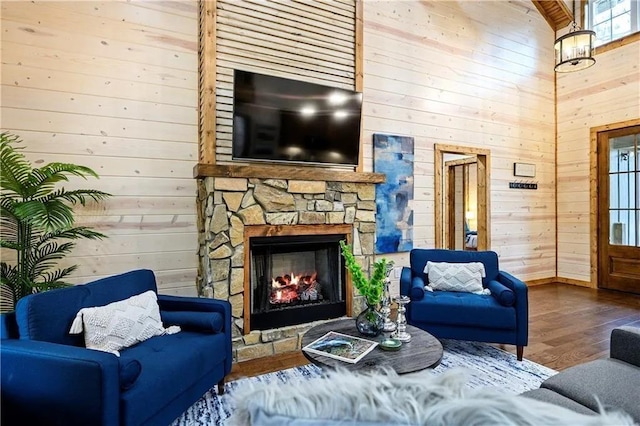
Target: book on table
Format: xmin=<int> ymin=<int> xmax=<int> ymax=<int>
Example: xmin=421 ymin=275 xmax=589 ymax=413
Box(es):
xmin=302 ymin=331 xmax=378 ymax=364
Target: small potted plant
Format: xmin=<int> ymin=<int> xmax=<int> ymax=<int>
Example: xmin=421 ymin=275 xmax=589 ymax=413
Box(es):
xmin=339 ymin=240 xmax=389 ymax=337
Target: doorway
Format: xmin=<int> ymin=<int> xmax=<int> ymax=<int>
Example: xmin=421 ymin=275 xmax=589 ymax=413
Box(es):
xmin=435 ymin=144 xmax=490 ymax=251
xmin=596 ymin=124 xmax=640 ymax=294
xmin=445 ymin=155 xmax=478 ymax=250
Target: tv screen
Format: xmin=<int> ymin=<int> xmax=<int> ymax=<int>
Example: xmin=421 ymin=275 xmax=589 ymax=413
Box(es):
xmin=232 ymin=70 xmax=362 ymax=166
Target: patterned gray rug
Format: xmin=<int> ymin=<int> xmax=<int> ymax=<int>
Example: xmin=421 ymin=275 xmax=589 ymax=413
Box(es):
xmin=173 ymin=340 xmax=557 ymax=426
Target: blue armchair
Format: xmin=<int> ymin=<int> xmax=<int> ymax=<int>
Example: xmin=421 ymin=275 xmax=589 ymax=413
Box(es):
xmin=1 ymin=269 xmax=232 ymax=426
xmin=400 ymin=249 xmax=528 ymax=360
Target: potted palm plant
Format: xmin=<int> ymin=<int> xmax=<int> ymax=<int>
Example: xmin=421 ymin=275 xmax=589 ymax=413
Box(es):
xmin=0 ymin=132 xmax=111 ymax=311
xmin=339 ymin=240 xmax=389 ymax=337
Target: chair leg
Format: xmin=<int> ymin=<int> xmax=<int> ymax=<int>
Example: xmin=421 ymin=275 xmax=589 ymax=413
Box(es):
xmin=517 ymin=346 xmax=524 ymax=361
xmin=217 ymin=378 xmax=225 ymax=395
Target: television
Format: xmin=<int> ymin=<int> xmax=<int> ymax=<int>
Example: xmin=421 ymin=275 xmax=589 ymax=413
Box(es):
xmin=232 ymin=70 xmax=363 ymax=167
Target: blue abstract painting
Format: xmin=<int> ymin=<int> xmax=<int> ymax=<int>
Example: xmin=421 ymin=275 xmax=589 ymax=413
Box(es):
xmin=373 ymin=134 xmax=414 ymax=254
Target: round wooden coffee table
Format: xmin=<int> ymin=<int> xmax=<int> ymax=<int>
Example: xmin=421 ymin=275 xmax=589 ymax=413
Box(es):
xmin=301 ymin=318 xmax=443 ymax=374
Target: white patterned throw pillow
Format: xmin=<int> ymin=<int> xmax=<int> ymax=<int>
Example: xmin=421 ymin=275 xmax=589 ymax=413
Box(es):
xmin=69 ymin=290 xmax=180 ymax=356
xmin=425 ymin=261 xmax=489 ymax=294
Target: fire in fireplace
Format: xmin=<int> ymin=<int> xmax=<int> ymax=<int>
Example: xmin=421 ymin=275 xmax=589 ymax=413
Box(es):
xmin=249 ymin=233 xmax=347 ymax=331
xmin=270 ymin=271 xmax=319 ymax=304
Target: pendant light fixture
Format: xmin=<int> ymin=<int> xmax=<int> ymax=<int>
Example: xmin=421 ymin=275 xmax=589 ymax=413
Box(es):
xmin=554 ymin=0 xmax=596 ymax=72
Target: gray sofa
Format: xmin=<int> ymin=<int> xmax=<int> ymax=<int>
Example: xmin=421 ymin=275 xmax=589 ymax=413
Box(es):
xmin=522 ymin=326 xmax=640 ymax=422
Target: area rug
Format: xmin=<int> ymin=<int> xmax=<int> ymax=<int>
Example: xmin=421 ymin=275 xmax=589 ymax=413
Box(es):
xmin=172 ymin=340 xmax=557 ymax=426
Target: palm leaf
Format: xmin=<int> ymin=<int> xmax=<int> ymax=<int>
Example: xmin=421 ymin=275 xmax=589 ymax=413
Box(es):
xmin=0 ymin=216 xmax=19 ymax=245
xmin=43 ymin=188 xmax=111 ymax=206
xmin=0 ymin=263 xmax=15 ymax=284
xmin=0 ymin=206 xmax=18 ymax=223
xmin=38 ymin=227 xmax=108 ymax=244
xmin=1 ymin=263 xmax=31 ymax=303
xmin=0 ymin=133 xmax=32 ymax=197
xmin=14 ymin=199 xmax=75 ymax=231
xmin=38 ymin=162 xmax=100 ymax=179
xmin=27 ymin=163 xmax=101 ymax=199
xmin=36 ymin=241 xmax=75 ymax=257
xmin=42 ymin=265 xmax=77 ymax=284
xmin=27 ymin=170 xmax=71 ymax=199
xmin=29 ymin=241 xmax=75 ymax=278
xmin=0 ymin=240 xmax=20 ymax=250
xmin=0 ymin=198 xmax=19 ymax=244
xmin=1 ymin=264 xmax=20 ymax=310
xmin=0 ymin=282 xmax=15 ymax=313
xmin=0 ymin=195 xmax=17 ymax=213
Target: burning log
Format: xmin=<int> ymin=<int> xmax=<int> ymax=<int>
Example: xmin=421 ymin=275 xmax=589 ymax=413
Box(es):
xmin=299 ymin=286 xmax=318 ymax=301
xmin=269 ymin=271 xmax=320 ymax=304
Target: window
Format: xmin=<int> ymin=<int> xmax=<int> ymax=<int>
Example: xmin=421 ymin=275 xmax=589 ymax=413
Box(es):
xmin=586 ymin=0 xmax=640 ymax=46
xmin=608 ymin=131 xmax=639 ymax=247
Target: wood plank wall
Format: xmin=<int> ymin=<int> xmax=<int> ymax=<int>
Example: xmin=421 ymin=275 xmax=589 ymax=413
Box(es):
xmin=213 ymin=0 xmax=356 ymax=163
xmin=1 ymin=1 xmax=200 ymax=295
xmin=556 ymin=40 xmax=640 ymax=286
xmin=1 ymin=0 xmax=559 ymax=293
xmin=362 ymin=1 xmax=557 ymax=280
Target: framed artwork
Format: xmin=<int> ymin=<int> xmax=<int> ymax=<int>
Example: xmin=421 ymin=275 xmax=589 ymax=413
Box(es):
xmin=514 ymin=162 xmax=536 ymax=177
xmin=373 ymin=133 xmax=414 ymax=254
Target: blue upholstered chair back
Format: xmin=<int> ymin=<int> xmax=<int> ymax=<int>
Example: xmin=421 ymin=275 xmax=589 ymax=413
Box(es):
xmin=14 ymin=269 xmax=157 ymax=346
xmin=410 ymin=249 xmax=500 ymax=285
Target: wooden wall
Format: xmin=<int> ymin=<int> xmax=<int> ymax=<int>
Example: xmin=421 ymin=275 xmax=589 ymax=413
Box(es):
xmin=556 ymin=40 xmax=640 ymax=285
xmin=362 ymin=1 xmax=557 ymax=280
xmin=1 ymin=1 xmax=200 ymax=295
xmin=2 ymin=0 xmax=559 ymax=294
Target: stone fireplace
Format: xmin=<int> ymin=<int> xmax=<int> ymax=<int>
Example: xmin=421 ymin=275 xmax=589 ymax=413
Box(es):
xmin=196 ymin=169 xmax=384 ymax=362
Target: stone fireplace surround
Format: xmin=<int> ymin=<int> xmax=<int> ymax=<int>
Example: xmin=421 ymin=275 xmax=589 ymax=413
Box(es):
xmin=196 ymin=166 xmax=384 ymax=362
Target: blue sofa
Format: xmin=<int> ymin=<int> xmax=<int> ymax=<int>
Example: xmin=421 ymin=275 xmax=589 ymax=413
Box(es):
xmin=400 ymin=249 xmax=528 ymax=360
xmin=1 ymin=269 xmax=232 ymax=426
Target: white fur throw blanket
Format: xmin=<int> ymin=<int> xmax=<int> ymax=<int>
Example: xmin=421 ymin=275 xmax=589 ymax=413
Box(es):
xmin=229 ymin=368 xmax=634 ymax=426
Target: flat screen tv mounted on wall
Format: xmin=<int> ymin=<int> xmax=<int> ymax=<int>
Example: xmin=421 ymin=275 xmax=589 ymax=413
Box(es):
xmin=232 ymin=70 xmax=363 ymax=167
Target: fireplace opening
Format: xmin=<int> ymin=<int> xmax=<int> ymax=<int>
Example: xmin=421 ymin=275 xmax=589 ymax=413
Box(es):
xmin=250 ymin=233 xmax=347 ymax=331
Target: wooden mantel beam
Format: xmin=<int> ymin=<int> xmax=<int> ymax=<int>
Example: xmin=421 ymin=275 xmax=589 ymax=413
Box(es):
xmin=193 ymin=163 xmax=385 ymax=183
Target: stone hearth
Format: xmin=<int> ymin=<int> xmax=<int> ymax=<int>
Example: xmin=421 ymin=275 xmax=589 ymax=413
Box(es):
xmin=196 ymin=176 xmax=379 ymax=362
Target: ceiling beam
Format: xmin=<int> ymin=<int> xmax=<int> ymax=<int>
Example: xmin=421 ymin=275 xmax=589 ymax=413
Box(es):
xmin=531 ymin=0 xmax=574 ymax=31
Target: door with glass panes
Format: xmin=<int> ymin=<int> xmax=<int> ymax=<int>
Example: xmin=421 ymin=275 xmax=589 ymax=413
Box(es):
xmin=598 ymin=125 xmax=640 ymax=294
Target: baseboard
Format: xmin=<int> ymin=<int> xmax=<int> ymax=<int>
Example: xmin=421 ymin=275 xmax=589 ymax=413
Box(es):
xmin=525 ymin=278 xmax=557 ymax=287
xmin=554 ymin=277 xmax=593 ymax=288
xmin=525 ymin=277 xmax=593 ymax=288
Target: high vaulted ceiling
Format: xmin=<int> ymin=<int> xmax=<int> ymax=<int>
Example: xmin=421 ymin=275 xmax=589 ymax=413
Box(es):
xmin=531 ymin=0 xmax=573 ymax=30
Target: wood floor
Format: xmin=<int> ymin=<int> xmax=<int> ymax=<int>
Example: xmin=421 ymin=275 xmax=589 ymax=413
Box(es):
xmin=228 ymin=283 xmax=640 ymax=380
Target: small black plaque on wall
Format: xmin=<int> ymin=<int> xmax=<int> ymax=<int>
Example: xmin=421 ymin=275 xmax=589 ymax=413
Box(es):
xmin=509 ymin=182 xmax=538 ymax=190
